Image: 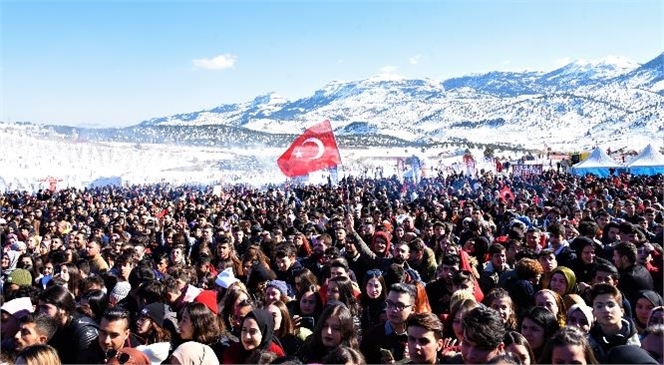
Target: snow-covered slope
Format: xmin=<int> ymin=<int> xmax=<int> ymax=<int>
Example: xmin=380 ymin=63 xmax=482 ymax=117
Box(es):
xmin=11 ymin=53 xmax=663 ymax=151
xmin=128 ymin=53 xmax=663 ymax=149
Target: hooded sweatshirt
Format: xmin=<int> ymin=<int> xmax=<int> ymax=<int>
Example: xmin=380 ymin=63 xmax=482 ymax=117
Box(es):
xmin=588 ymin=317 xmax=641 ymax=363
xmin=371 ymin=231 xmax=392 ymax=258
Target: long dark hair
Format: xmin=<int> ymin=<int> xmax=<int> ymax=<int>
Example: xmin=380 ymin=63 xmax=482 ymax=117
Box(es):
xmin=181 ymin=302 xmax=222 ymax=345
xmin=360 ymin=270 xmax=387 ymax=305
xmin=78 ymin=289 xmax=109 ymax=323
xmin=300 ymin=304 xmax=359 ymax=363
xmin=269 ymin=300 xmax=295 ymax=339
xmin=328 ymin=276 xmax=360 ymax=316
xmin=59 ymin=262 xmax=81 ymax=298
xmin=294 ymin=284 xmax=323 ymax=318
xmin=17 ymin=254 xmax=37 ymax=281
xmin=39 ymin=285 xmax=76 ymax=316
xmin=520 ymin=306 xmax=560 ymax=358
xmin=221 ymin=285 xmax=250 ymax=331
xmin=538 ymin=327 xmax=599 ymax=364
xmin=504 ymin=331 xmax=535 ymax=365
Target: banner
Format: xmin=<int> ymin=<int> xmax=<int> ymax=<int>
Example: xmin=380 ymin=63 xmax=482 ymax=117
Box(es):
xmin=512 ymin=164 xmax=543 ymax=177
xmin=462 ymin=152 xmax=477 ymax=177
xmin=329 ymin=166 xmax=339 ymax=186
xmin=38 ymin=176 xmax=62 ymax=192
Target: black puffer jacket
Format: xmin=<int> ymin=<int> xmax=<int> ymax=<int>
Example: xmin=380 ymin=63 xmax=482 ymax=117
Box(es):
xmin=588 ymin=318 xmax=640 ymax=363
xmin=48 ymin=313 xmax=99 ymax=364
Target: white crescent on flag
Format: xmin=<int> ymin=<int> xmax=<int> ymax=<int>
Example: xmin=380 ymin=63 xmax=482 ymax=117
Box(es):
xmin=301 ymin=137 xmax=325 ymax=160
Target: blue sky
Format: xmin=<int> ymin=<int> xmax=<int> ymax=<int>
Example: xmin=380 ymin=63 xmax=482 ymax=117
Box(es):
xmin=1 ymin=1 xmax=662 ymax=127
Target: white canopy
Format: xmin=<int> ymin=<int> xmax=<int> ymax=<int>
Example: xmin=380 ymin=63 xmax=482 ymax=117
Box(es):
xmin=571 ymin=147 xmax=623 ymax=177
xmin=627 ymin=144 xmax=664 ymax=175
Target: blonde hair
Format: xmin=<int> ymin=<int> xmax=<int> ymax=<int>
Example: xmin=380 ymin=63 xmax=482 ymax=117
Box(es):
xmin=449 ymin=289 xmax=475 ymax=311
xmin=15 ymin=344 xmax=61 ymax=365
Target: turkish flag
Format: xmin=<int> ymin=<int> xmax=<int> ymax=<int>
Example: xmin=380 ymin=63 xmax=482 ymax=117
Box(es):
xmin=277 ymin=120 xmax=341 ymax=178
xmin=500 ymin=185 xmax=514 ymax=202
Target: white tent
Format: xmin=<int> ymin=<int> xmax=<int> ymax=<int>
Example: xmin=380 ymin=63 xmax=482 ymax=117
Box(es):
xmin=571 ymin=147 xmax=623 ymax=177
xmin=627 ymin=144 xmax=664 ymax=175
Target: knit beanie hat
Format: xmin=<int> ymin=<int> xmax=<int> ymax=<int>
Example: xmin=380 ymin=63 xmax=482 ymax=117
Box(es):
xmin=7 ymin=268 xmax=33 ymax=287
xmin=266 ymin=280 xmax=289 ymax=298
xmin=110 ymin=281 xmax=131 ymax=303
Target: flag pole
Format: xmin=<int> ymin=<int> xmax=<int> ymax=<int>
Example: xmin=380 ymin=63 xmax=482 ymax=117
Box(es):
xmin=330 ymin=119 xmax=343 ymax=184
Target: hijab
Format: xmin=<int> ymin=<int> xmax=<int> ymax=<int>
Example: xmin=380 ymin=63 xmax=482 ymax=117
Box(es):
xmin=243 ymin=308 xmax=278 ymax=350
xmin=636 ymin=290 xmax=664 ymax=308
xmin=634 ymin=290 xmax=664 ymax=329
xmin=551 ymin=266 xmax=577 ymax=295
xmin=3 ymin=250 xmax=19 ymax=275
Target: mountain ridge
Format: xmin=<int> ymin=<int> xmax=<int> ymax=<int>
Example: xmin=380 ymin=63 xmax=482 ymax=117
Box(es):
xmin=10 ymin=52 xmax=664 ymax=150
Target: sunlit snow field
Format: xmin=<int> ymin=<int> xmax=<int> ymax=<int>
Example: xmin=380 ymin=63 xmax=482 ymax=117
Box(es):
xmin=0 ymin=124 xmax=657 ymax=192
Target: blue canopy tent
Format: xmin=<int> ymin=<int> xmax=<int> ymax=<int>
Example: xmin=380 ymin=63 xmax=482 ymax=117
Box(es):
xmin=627 ymin=144 xmax=664 ymax=175
xmin=571 ymin=147 xmax=624 ymax=177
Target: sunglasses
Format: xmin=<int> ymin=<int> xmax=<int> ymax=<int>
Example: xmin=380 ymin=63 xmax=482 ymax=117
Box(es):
xmin=105 ymin=349 xmax=131 ymax=364
xmin=366 ymin=269 xmax=383 ymax=277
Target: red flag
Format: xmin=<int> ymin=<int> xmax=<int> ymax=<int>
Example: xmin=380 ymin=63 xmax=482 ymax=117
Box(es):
xmin=156 ymin=208 xmax=169 ymax=219
xmin=277 ymin=120 xmax=341 ymax=178
xmin=500 ymin=185 xmax=514 ymax=202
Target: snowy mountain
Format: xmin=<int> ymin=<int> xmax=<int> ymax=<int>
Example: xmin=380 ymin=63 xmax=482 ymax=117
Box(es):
xmin=130 ymin=53 xmax=663 ymax=149
xmin=616 ymin=52 xmax=664 ymax=94
xmin=10 ymin=53 xmax=663 ymax=151
xmin=537 ymin=57 xmax=638 ymax=90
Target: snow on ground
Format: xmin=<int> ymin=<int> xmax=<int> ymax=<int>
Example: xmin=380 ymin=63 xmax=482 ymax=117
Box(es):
xmin=0 ymin=125 xmax=658 ymax=192
xmin=0 ymin=129 xmax=505 ymax=191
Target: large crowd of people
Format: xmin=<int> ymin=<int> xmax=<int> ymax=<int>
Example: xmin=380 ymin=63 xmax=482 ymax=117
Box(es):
xmin=0 ymin=168 xmax=662 ymax=364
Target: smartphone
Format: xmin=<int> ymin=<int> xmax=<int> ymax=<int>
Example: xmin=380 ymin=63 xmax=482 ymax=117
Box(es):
xmin=301 ymin=316 xmax=315 ymax=331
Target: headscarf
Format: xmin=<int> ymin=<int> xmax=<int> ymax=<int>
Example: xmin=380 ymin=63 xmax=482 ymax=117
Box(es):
xmin=648 ymin=306 xmax=664 ymax=327
xmin=171 ymin=341 xmax=219 ymax=365
xmin=3 ymin=250 xmax=19 ymax=275
xmin=567 ymin=303 xmax=594 ymax=327
xmin=636 ymin=290 xmax=664 ymax=309
xmin=550 ymin=266 xmax=577 ymax=295
xmin=634 ymin=291 xmax=664 ymax=330
xmin=243 ymin=308 xmax=278 ymax=350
